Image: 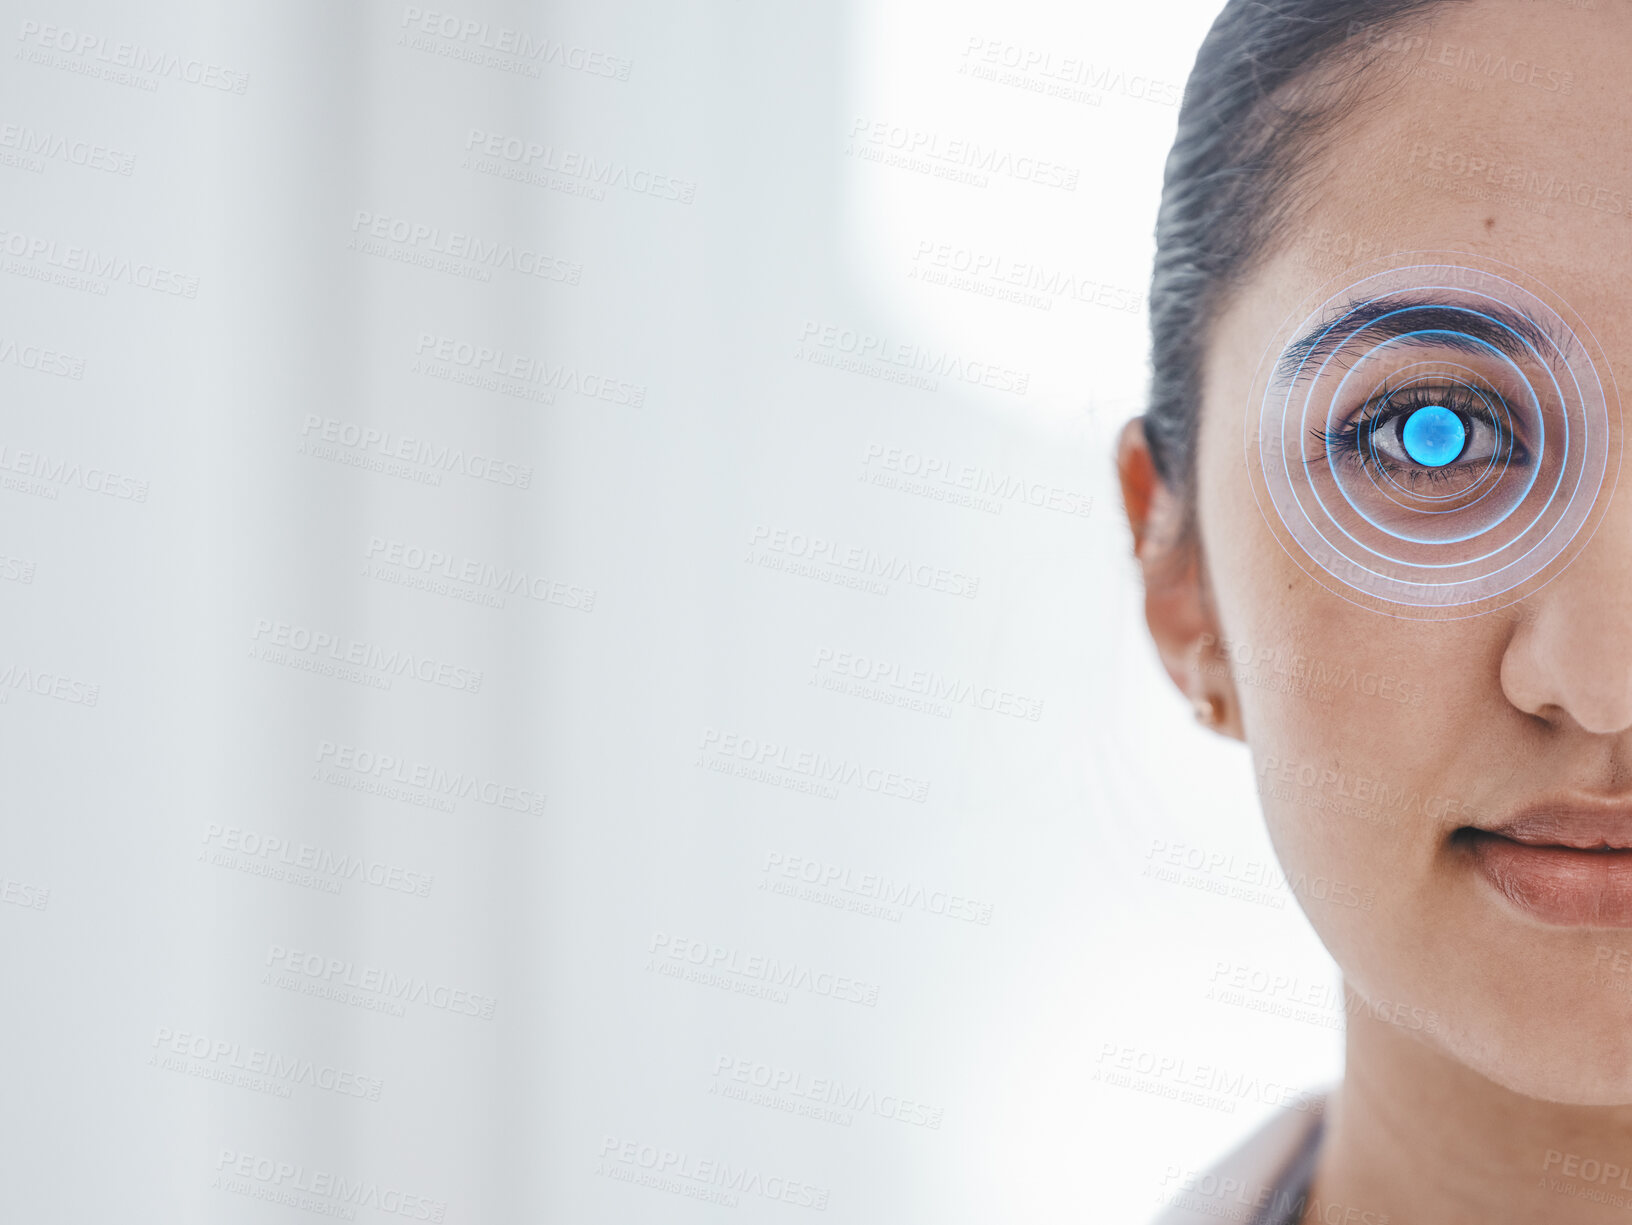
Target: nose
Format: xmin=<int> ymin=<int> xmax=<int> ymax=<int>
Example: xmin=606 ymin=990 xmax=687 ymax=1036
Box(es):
xmin=1501 ymin=513 xmax=1632 ymax=734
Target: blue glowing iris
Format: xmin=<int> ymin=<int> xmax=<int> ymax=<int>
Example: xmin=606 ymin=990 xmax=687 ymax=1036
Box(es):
xmin=1399 ymin=404 xmax=1466 ymax=467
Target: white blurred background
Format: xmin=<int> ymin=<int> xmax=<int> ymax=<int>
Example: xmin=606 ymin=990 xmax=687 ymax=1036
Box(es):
xmin=0 ymin=1 xmax=1343 ymax=1220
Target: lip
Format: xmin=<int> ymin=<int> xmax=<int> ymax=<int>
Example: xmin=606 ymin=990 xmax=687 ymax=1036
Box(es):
xmin=1463 ymin=802 xmax=1632 ymax=926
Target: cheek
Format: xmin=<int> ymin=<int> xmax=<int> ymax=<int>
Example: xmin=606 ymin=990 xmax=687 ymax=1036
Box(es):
xmin=1194 ymin=460 xmax=1632 ymax=1099
xmin=1215 ymin=599 xmax=1491 ymax=1054
xmin=1198 ymin=451 xmax=1492 ymax=963
xmin=1245 ymin=679 xmax=1429 ymax=964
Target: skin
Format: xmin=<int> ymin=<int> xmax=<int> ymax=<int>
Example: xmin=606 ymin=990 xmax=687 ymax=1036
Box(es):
xmin=1118 ymin=3 xmax=1632 ymax=1222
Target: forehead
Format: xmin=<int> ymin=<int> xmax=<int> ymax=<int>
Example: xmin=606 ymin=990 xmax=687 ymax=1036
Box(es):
xmin=1262 ymin=0 xmax=1631 ymax=328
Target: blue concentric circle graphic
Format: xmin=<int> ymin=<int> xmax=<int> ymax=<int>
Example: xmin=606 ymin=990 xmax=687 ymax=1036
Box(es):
xmin=1246 ymin=255 xmax=1619 ymax=617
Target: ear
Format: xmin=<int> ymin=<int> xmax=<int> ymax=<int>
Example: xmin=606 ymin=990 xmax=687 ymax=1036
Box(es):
xmin=1115 ymin=416 xmax=1244 ymax=740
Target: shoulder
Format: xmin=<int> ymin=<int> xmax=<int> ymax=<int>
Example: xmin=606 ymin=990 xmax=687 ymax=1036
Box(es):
xmin=1149 ymin=1092 xmax=1329 ymax=1225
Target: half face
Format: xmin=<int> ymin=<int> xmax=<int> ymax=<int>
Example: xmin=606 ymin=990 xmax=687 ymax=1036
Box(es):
xmin=1193 ymin=0 xmax=1632 ymax=1102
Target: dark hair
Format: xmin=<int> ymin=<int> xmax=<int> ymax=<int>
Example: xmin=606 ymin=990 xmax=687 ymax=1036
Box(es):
xmin=1144 ymin=0 xmax=1468 ymax=513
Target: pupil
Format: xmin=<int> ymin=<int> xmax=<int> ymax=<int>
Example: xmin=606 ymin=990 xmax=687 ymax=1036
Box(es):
xmin=1399 ymin=404 xmax=1466 ymax=467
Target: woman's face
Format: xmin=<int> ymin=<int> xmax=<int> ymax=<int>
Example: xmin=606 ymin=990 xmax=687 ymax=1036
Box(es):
xmin=1192 ymin=0 xmax=1632 ymax=1103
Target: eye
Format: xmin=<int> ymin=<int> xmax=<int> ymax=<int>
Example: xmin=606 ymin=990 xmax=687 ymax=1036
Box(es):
xmin=1261 ymin=269 xmax=1607 ymax=614
xmin=1364 ymin=407 xmax=1501 ymax=473
xmin=1358 ymin=396 xmax=1508 ymax=473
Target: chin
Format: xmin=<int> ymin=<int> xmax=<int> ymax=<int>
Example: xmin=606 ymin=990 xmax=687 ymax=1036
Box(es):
xmin=1428 ymin=1003 xmax=1632 ymax=1106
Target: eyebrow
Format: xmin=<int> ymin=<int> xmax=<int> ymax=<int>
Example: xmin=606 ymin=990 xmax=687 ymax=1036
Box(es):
xmin=1275 ymin=293 xmax=1565 ymax=385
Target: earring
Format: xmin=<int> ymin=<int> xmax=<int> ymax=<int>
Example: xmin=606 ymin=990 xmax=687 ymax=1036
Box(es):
xmin=1192 ymin=694 xmax=1224 ymax=727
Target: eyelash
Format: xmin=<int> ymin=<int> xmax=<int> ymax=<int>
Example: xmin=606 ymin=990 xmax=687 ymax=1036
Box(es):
xmin=1312 ymin=383 xmax=1525 ymax=482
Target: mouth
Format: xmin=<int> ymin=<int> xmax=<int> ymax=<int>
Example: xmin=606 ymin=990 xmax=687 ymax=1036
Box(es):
xmin=1459 ymin=805 xmax=1632 ymax=926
